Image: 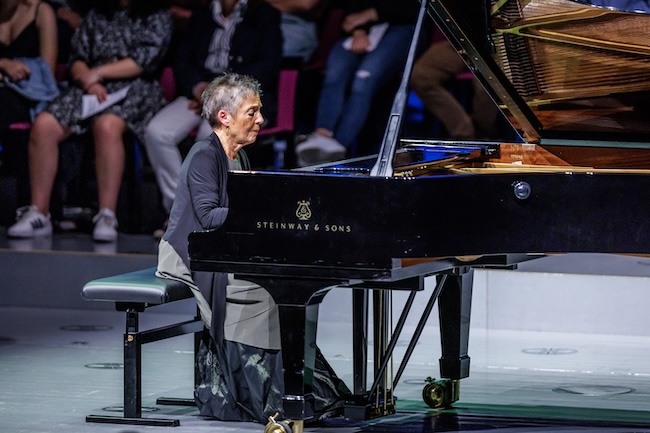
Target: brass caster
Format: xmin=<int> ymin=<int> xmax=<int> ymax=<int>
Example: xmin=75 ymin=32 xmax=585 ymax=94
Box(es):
xmin=290 ymin=419 xmax=304 ymax=433
xmin=422 ymin=377 xmax=457 ymax=408
xmin=264 ymin=413 xmax=292 ymax=433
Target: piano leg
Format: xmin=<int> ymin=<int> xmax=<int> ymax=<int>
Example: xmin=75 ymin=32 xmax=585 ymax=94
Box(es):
xmin=351 ymin=288 xmax=368 ymax=396
xmin=244 ymin=277 xmax=332 ymax=421
xmin=434 ymin=268 xmax=473 ymax=406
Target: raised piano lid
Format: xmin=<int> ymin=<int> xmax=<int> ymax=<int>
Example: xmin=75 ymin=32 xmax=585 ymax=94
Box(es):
xmin=429 ymin=0 xmax=650 ymax=148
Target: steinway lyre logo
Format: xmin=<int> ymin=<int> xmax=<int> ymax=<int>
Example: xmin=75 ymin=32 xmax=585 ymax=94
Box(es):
xmin=296 ymin=200 xmax=312 ymax=221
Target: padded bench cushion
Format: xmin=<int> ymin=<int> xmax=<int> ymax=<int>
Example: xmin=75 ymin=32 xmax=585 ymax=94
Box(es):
xmin=82 ymin=267 xmax=192 ymax=306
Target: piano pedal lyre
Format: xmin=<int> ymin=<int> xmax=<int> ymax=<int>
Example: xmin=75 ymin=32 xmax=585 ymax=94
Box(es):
xmin=343 ymin=389 xmax=397 ymax=420
xmin=422 ymin=377 xmax=460 ymax=409
xmin=264 ymin=413 xmax=303 ymax=433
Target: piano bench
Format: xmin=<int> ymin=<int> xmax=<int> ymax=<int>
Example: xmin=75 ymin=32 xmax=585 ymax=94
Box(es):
xmin=81 ymin=267 xmax=204 ymax=427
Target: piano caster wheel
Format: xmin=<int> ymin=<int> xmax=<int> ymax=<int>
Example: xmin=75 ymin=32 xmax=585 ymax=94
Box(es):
xmin=422 ymin=377 xmax=454 ymax=409
xmin=264 ymin=413 xmax=293 ymax=433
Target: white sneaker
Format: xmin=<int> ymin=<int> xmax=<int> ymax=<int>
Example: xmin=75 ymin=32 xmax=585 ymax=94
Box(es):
xmin=7 ymin=205 xmax=53 ymax=238
xmin=295 ymin=133 xmax=346 ymax=167
xmin=92 ymin=208 xmax=118 ymax=242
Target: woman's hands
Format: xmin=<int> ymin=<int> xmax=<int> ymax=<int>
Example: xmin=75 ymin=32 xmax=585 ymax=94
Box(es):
xmin=189 ymin=81 xmax=210 ymax=114
xmin=73 ymin=57 xmax=142 ymax=102
xmin=342 ymin=8 xmax=379 ymax=54
xmin=72 ymin=62 xmax=107 ymax=101
xmin=349 ymin=30 xmax=371 ymax=53
xmin=76 ymin=66 xmax=102 ymax=92
xmin=0 ymin=58 xmax=31 ymax=81
xmin=85 ymin=82 xmax=108 ymax=102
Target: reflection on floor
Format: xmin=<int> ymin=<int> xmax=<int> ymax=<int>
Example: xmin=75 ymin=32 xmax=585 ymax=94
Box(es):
xmin=2 ymin=230 xmax=650 ymax=432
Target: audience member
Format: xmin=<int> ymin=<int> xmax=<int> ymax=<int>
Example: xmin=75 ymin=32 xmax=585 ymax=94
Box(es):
xmin=293 ymin=0 xmax=421 ymax=166
xmin=410 ymin=37 xmax=498 ymax=140
xmin=7 ymin=0 xmax=173 ymax=242
xmin=143 ymin=0 xmax=282 ymax=237
xmin=165 ymin=1 xmax=209 ymax=67
xmin=0 ymin=0 xmax=58 ymax=129
xmin=156 ymin=72 xmax=349 ymax=423
xmin=0 ymin=0 xmax=58 ymax=209
xmin=266 ymin=0 xmax=329 ymax=62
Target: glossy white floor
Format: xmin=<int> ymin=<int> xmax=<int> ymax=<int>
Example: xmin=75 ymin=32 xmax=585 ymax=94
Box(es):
xmin=2 ymin=231 xmax=650 ymax=432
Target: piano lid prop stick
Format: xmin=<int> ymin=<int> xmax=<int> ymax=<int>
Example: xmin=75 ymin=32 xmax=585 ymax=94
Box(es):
xmin=370 ymin=0 xmax=428 ymax=178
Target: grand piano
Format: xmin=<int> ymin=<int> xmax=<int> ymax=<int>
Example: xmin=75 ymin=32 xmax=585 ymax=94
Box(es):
xmin=189 ymin=0 xmax=650 ymax=430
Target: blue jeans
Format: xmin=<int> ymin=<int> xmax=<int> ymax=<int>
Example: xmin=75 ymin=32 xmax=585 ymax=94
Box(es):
xmin=315 ymin=24 xmax=416 ymax=150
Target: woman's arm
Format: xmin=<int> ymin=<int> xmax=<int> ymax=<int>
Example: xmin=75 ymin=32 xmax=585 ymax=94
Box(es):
xmin=187 ymin=147 xmax=229 ymax=230
xmin=90 ymin=58 xmax=142 ymax=83
xmin=36 ymin=1 xmax=58 ymax=72
xmin=70 ymin=57 xmax=141 ymax=102
xmin=75 ymin=9 xmax=171 ymax=86
xmin=0 ymin=1 xmax=58 ymax=80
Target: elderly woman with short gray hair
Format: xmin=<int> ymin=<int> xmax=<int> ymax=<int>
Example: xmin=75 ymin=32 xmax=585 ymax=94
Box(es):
xmin=156 ymin=72 xmax=350 ymax=424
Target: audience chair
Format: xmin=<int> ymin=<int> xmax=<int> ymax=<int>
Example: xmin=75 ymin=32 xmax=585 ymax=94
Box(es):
xmin=257 ymin=67 xmax=300 ymax=170
xmin=303 ymin=7 xmax=344 ymax=74
xmin=159 ymin=66 xmax=177 ymax=103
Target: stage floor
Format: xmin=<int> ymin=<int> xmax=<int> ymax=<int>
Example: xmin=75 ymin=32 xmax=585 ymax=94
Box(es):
xmin=3 ymin=304 xmax=650 ymax=433
xmin=3 ymin=230 xmax=650 ymax=432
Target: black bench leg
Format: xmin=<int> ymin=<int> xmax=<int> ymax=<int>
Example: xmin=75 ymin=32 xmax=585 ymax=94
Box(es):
xmin=124 ymin=309 xmax=142 ymax=418
xmin=86 ymin=308 xmax=181 ymax=427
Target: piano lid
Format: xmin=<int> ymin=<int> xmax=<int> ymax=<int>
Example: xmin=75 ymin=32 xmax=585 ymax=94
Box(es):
xmin=429 ymin=0 xmax=650 ymax=144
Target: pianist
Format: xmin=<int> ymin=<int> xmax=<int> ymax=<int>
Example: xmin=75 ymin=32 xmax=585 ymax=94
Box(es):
xmin=154 ymin=73 xmax=349 ymax=423
xmin=155 ymin=72 xmax=261 ymax=341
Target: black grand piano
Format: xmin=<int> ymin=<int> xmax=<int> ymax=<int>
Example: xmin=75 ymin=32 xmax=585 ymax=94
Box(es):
xmin=189 ymin=0 xmax=650 ymax=429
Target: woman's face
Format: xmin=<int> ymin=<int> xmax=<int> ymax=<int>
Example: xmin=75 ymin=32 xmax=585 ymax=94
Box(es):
xmin=228 ymin=93 xmax=264 ymax=146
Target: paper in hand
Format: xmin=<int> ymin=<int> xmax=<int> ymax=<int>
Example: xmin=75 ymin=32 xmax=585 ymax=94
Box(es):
xmin=80 ymin=85 xmax=131 ymax=120
xmin=342 ymin=23 xmax=390 ymax=52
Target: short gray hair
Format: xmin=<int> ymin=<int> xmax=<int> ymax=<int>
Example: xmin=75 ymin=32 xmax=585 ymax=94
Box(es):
xmin=201 ymin=73 xmax=262 ymax=128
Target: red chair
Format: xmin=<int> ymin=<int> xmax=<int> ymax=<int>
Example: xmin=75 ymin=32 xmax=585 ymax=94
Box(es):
xmin=303 ymin=8 xmax=344 ymax=73
xmin=159 ymin=66 xmax=177 ymax=103
xmin=257 ymin=68 xmax=300 ymax=170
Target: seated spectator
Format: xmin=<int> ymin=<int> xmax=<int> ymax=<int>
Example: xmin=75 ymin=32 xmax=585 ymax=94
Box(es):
xmin=294 ymin=0 xmax=421 ymax=166
xmin=0 ymin=0 xmax=58 ymax=129
xmin=266 ymin=0 xmax=329 ymax=62
xmin=409 ymin=37 xmax=498 ymax=140
xmin=165 ymin=1 xmax=209 ymax=67
xmin=7 ymin=0 xmax=173 ymax=242
xmin=0 ymin=0 xmax=58 ymax=209
xmin=143 ymin=0 xmax=282 ymax=238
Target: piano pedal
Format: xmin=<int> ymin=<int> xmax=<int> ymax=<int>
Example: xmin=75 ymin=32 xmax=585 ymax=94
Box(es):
xmin=343 ymin=391 xmax=397 ymax=420
xmin=422 ymin=377 xmax=460 ymax=409
xmin=264 ymin=413 xmax=303 ymax=433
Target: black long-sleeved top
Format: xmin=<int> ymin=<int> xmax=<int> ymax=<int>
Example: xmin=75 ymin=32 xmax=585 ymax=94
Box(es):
xmin=173 ymin=0 xmax=282 ymax=124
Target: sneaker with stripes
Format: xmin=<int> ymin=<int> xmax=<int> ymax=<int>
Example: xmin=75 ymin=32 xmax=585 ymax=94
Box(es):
xmin=7 ymin=205 xmax=53 ymax=238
